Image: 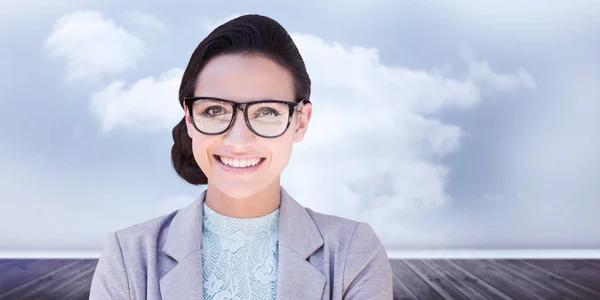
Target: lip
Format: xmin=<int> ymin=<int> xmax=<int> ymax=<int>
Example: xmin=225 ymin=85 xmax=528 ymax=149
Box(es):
xmin=213 ymin=155 xmax=265 ymax=174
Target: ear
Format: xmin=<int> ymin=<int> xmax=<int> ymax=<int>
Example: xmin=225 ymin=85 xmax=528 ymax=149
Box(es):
xmin=293 ymin=102 xmax=312 ymax=143
xmin=184 ymin=106 xmax=194 ymax=139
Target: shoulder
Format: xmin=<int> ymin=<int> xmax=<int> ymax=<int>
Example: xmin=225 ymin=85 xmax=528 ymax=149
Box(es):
xmin=91 ymin=210 xmax=180 ymax=298
xmin=117 ymin=210 xmax=178 ymax=238
xmin=305 ymin=208 xmax=392 ymax=295
xmin=101 ymin=210 xmax=179 ymax=260
xmin=305 ymin=207 xmax=382 ymax=248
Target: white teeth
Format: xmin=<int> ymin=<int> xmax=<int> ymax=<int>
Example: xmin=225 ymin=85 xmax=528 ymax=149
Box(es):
xmin=218 ymin=156 xmax=261 ymax=168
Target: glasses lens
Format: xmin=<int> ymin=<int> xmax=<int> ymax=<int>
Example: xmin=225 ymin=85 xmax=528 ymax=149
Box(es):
xmin=191 ymin=99 xmax=234 ymax=133
xmin=247 ymin=102 xmax=291 ymax=137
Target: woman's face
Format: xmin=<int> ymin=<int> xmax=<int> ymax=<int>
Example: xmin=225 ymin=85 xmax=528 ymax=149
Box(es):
xmin=185 ymin=54 xmax=311 ymax=199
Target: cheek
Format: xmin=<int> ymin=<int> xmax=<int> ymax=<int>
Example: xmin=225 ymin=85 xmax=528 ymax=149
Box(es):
xmin=190 ymin=133 xmax=215 ymax=170
xmin=266 ymin=135 xmax=294 ymax=170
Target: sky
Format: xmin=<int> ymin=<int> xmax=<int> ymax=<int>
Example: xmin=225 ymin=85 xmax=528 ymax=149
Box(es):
xmin=1 ymin=0 xmax=599 ymax=251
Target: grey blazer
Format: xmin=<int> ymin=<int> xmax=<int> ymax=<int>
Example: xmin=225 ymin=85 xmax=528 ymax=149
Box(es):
xmin=90 ymin=187 xmax=393 ymax=299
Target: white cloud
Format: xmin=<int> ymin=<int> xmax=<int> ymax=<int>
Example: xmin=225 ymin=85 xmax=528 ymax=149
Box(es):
xmin=44 ymin=10 xmax=146 ymax=82
xmin=90 ymin=25 xmax=534 ymax=247
xmin=462 ymin=51 xmax=537 ymax=93
xmin=90 ymin=68 xmax=183 ymax=132
xmin=124 ymin=10 xmax=167 ymax=32
xmin=280 ymin=34 xmax=533 ymax=247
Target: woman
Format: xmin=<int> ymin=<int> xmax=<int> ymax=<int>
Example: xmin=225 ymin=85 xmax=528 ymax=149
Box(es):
xmin=90 ymin=14 xmax=393 ymax=300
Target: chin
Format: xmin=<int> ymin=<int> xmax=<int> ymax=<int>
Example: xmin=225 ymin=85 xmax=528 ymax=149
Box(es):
xmin=213 ymin=181 xmax=265 ymax=199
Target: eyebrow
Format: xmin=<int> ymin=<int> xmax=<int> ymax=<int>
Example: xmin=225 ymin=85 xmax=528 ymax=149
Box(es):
xmin=191 ymin=96 xmax=296 ymax=102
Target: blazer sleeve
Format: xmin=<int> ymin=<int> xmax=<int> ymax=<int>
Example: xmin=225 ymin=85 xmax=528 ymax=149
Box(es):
xmin=342 ymin=222 xmax=393 ymax=300
xmin=89 ymin=232 xmax=131 ymax=300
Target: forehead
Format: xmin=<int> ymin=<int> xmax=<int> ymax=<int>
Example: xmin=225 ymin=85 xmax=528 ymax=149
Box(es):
xmin=194 ymin=54 xmax=295 ymax=102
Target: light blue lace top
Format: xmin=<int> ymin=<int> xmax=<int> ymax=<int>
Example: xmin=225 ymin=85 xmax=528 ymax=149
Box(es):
xmin=201 ymin=203 xmax=280 ymax=300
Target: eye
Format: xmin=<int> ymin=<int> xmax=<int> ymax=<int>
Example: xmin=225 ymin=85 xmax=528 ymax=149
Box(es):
xmin=203 ymin=106 xmax=228 ymax=116
xmin=254 ymin=107 xmax=280 ymax=118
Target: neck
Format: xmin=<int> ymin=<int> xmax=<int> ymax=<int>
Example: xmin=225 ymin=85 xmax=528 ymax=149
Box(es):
xmin=204 ymin=179 xmax=281 ymax=218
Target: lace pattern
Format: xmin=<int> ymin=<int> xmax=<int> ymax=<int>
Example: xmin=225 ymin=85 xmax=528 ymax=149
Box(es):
xmin=201 ymin=203 xmax=279 ymax=300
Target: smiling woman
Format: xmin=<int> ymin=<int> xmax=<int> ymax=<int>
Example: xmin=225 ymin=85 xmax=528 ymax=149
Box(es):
xmin=89 ymin=14 xmax=392 ymax=300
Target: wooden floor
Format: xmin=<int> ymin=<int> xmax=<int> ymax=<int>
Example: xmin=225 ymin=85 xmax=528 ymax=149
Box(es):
xmin=0 ymin=259 xmax=599 ymax=299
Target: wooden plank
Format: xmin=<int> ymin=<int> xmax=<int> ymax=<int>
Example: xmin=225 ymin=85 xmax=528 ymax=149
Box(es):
xmin=499 ymin=260 xmax=600 ymax=300
xmin=19 ymin=260 xmax=97 ymax=298
xmin=0 ymin=259 xmax=68 ymax=292
xmin=404 ymin=259 xmax=470 ymax=299
xmin=0 ymin=259 xmax=84 ymax=299
xmin=585 ymin=260 xmax=600 ymax=269
xmin=0 ymin=260 xmax=20 ymax=274
xmin=391 ymin=259 xmax=444 ymax=300
xmin=421 ymin=260 xmax=491 ymax=300
xmin=435 ymin=260 xmax=513 ymax=300
xmin=0 ymin=258 xmax=599 ymax=300
xmin=61 ymin=283 xmax=92 ymax=300
xmin=452 ymin=259 xmax=546 ymax=300
xmin=392 ymin=270 xmax=418 ymax=300
xmin=491 ymin=260 xmax=588 ymax=300
xmin=524 ymin=259 xmax=600 ymax=294
xmin=51 ymin=261 xmax=98 ymax=299
xmin=488 ymin=259 xmax=579 ymax=300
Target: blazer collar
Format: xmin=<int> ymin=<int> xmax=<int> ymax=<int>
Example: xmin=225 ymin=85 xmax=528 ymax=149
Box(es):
xmin=160 ymin=186 xmax=326 ymax=300
xmin=276 ymin=187 xmax=327 ymax=299
xmin=160 ymin=192 xmax=205 ymax=300
xmin=162 ymin=192 xmax=204 ymax=262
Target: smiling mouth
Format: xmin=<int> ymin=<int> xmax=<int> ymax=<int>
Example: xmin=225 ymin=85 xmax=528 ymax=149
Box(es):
xmin=215 ymin=155 xmax=266 ymax=168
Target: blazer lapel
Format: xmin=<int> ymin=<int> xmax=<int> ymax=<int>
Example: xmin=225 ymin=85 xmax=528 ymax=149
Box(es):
xmin=159 ymin=191 xmax=206 ymax=300
xmin=276 ymin=188 xmax=327 ymax=300
xmin=157 ymin=187 xmax=327 ymax=300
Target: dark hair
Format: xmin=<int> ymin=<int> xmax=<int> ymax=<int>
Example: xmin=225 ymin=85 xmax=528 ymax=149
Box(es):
xmin=171 ymin=14 xmax=311 ymax=185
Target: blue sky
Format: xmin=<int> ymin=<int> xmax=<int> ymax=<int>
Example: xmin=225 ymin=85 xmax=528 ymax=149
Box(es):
xmin=1 ymin=0 xmax=599 ymax=251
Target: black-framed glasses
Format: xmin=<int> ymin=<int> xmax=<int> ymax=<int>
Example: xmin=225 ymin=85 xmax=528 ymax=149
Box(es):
xmin=183 ymin=96 xmax=309 ymax=138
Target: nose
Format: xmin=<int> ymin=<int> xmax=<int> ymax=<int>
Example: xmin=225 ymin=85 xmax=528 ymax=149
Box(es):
xmin=223 ymin=110 xmax=255 ymax=150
